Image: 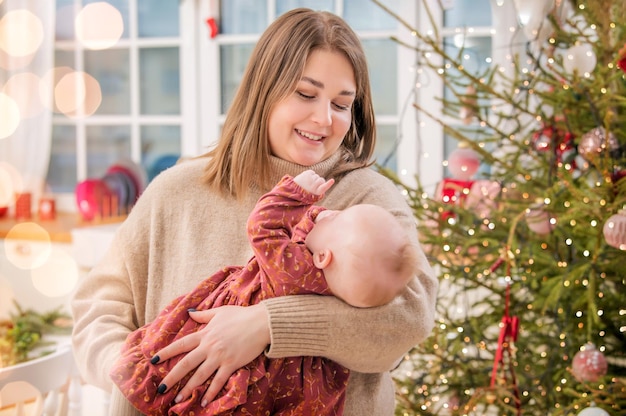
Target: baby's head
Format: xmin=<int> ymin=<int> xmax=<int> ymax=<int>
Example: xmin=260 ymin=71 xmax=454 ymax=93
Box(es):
xmin=306 ymin=204 xmax=418 ymax=308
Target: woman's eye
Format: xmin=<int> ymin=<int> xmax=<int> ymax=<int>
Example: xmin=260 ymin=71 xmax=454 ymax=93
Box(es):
xmin=297 ymin=91 xmax=314 ymax=99
xmin=333 ymin=103 xmax=350 ymax=111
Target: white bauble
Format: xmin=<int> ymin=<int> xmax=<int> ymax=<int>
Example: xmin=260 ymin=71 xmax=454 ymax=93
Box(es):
xmin=563 ymin=43 xmax=597 ymax=75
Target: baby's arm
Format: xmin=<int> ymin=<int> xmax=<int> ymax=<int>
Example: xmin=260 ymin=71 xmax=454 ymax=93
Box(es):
xmin=293 ymin=170 xmax=334 ymax=196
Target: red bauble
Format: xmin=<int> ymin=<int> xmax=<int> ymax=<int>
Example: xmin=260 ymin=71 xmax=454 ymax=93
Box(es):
xmin=572 ymin=343 xmax=608 ymax=382
xmin=603 ymin=209 xmax=626 ymax=250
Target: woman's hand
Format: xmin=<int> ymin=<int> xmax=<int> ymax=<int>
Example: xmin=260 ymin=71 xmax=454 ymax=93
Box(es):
xmin=152 ymin=303 xmax=270 ymax=406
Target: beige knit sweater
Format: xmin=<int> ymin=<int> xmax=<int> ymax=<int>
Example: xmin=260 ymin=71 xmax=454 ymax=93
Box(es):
xmin=71 ymin=152 xmax=438 ymax=416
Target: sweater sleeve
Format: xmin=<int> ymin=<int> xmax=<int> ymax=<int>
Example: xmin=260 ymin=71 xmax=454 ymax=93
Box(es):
xmin=70 ymin=172 xmax=156 ymax=392
xmin=262 ymin=169 xmax=438 ymax=373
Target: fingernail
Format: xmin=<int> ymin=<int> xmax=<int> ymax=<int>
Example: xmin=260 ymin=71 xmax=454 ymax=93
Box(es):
xmin=150 ymin=355 xmax=160 ymax=364
xmin=175 ymin=394 xmax=183 ymax=403
xmin=201 ymin=400 xmax=207 ymax=407
xmin=187 ymin=308 xmax=197 ymax=313
xmin=157 ymin=384 xmax=167 ymax=394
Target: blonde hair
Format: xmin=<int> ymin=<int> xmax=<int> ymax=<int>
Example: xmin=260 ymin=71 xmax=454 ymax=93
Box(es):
xmin=202 ymin=8 xmax=376 ymax=199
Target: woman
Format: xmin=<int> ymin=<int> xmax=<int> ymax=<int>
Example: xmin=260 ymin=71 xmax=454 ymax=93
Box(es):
xmin=71 ymin=8 xmax=438 ymax=416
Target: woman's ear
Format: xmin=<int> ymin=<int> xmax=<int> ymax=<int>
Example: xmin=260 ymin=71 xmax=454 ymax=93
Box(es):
xmin=312 ymin=249 xmax=332 ymax=269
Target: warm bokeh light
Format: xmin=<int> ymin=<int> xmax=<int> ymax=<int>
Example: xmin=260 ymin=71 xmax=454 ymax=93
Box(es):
xmin=54 ymin=71 xmax=103 ymax=117
xmin=75 ymin=2 xmax=124 ymax=50
xmin=41 ymin=66 xmax=73 ymax=113
xmin=30 ymin=247 xmax=79 ymax=298
xmin=0 ymin=47 xmax=35 ymax=71
xmin=4 ymin=223 xmax=52 ymax=270
xmin=0 ymin=92 xmax=21 ymax=139
xmin=0 ymin=9 xmax=44 ymax=57
xmin=2 ymin=72 xmax=45 ymax=119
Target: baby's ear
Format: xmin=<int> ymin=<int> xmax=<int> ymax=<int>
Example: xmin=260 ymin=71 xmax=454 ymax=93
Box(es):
xmin=312 ymin=249 xmax=332 ymax=269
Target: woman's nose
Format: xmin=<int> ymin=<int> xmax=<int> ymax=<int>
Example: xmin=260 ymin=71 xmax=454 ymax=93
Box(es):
xmin=311 ymin=100 xmax=332 ymax=126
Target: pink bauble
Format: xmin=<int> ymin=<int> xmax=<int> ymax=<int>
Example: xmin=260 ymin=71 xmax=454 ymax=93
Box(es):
xmin=578 ymin=127 xmax=619 ymax=161
xmin=572 ymin=343 xmax=608 ymax=382
xmin=448 ymin=147 xmax=480 ymax=180
xmin=526 ymin=207 xmax=553 ymax=235
xmin=603 ymin=210 xmax=626 ymax=250
xmin=465 ymin=179 xmax=501 ymax=219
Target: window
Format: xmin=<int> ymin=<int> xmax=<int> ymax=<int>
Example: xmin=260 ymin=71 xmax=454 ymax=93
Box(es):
xmin=416 ymin=0 xmax=519 ymax=189
xmin=47 ymin=0 xmax=422 ymax=208
xmin=48 ymin=0 xmax=191 ymax=209
xmin=197 ymin=0 xmax=420 ymax=176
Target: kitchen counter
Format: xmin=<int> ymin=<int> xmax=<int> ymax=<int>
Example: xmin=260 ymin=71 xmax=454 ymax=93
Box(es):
xmin=0 ymin=213 xmax=125 ymax=243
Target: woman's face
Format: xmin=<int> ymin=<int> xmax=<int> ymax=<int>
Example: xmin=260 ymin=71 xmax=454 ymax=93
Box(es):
xmin=268 ymin=49 xmax=356 ymax=166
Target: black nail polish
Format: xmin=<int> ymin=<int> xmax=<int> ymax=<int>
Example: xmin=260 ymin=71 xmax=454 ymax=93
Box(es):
xmin=150 ymin=355 xmax=160 ymax=364
xmin=187 ymin=308 xmax=197 ymax=313
xmin=157 ymin=384 xmax=167 ymax=394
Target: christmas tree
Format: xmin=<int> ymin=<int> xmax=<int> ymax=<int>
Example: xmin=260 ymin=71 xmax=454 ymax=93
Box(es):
xmin=373 ymin=1 xmax=626 ymax=415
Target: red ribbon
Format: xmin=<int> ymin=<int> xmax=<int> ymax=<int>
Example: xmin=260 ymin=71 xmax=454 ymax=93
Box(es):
xmin=489 ymin=255 xmax=519 ymax=388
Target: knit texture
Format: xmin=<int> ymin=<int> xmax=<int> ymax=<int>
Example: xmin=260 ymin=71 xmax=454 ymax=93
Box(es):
xmin=71 ymin=152 xmax=438 ymax=416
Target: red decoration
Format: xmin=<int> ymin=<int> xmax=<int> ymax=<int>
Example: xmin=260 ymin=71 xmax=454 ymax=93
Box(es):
xmin=617 ymin=43 xmax=626 ymax=73
xmin=38 ymin=197 xmax=56 ymax=221
xmin=14 ymin=192 xmax=32 ymax=220
xmin=206 ymin=17 xmax=218 ymax=38
xmin=489 ymin=254 xmax=521 ymax=415
xmin=603 ymin=209 xmax=626 ymax=250
xmin=435 ymin=178 xmax=475 ymax=221
xmin=572 ymin=343 xmax=608 ymax=382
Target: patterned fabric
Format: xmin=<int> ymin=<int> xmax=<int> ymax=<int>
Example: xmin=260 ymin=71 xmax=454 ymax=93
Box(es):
xmin=110 ymin=175 xmax=349 ymax=415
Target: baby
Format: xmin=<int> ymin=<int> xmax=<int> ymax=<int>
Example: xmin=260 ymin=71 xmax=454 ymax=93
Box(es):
xmin=110 ymin=169 xmax=418 ymax=415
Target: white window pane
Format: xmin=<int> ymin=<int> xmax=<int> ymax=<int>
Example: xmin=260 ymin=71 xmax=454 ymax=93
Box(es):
xmin=344 ymin=0 xmax=398 ymax=31
xmin=363 ymin=38 xmax=397 ymax=115
xmin=48 ymin=126 xmax=77 ymax=193
xmin=140 ymin=47 xmax=180 ymax=115
xmin=138 ymin=0 xmax=179 ymax=37
xmin=86 ymin=125 xmax=131 ymax=177
xmin=85 ymin=49 xmax=131 ymax=115
xmin=220 ymin=44 xmax=255 ymax=114
xmin=276 ymin=0 xmax=334 ymax=15
xmin=444 ymin=0 xmax=491 ymax=27
xmin=221 ymin=0 xmax=268 ymax=34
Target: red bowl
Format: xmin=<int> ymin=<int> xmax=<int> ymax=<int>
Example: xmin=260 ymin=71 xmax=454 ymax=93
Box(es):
xmin=75 ymin=179 xmax=113 ymax=221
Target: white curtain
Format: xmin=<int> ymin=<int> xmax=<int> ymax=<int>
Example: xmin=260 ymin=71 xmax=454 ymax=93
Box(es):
xmin=0 ymin=0 xmax=55 ymax=210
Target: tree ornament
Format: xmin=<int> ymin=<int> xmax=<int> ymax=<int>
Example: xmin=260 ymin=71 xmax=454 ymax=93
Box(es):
xmin=532 ymin=125 xmax=555 ymax=152
xmin=572 ymin=343 xmax=608 ymax=382
xmin=577 ymin=127 xmax=619 ymax=161
xmin=562 ymin=43 xmax=597 ymax=75
xmin=465 ymin=179 xmax=501 ymax=219
xmin=603 ymin=209 xmax=626 ymax=250
xmin=617 ymin=43 xmax=626 ymax=74
xmin=526 ymin=203 xmax=553 ymax=235
xmin=447 ymin=144 xmax=480 ymax=180
xmin=577 ymin=402 xmax=610 ymax=416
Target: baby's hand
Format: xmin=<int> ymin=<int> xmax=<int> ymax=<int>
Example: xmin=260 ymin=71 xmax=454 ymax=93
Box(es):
xmin=294 ymin=170 xmax=334 ymax=196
